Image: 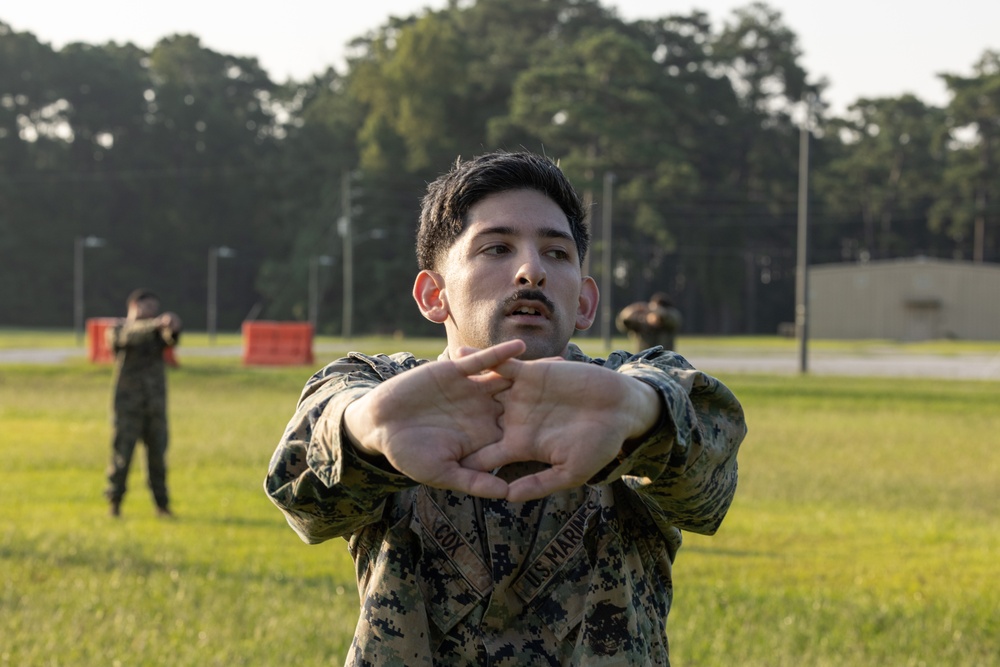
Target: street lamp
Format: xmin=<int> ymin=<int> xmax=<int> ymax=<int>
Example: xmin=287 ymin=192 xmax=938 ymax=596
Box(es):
xmin=795 ymin=94 xmax=814 ymax=374
xmin=74 ymin=235 xmax=106 ymax=345
xmin=308 ymin=254 xmax=334 ymax=329
xmin=207 ymin=246 xmax=236 ymax=344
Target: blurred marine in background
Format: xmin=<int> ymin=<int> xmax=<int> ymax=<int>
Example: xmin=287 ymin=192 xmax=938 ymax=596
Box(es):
xmin=105 ymin=289 xmax=182 ymax=518
xmin=616 ymin=292 xmax=683 ymax=352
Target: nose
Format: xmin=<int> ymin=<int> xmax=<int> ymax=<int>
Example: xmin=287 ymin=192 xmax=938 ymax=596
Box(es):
xmin=515 ymin=252 xmax=546 ymax=287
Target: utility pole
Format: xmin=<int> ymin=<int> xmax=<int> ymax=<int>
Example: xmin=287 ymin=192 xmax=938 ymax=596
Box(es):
xmin=73 ymin=235 xmax=106 ymax=345
xmin=309 ymin=256 xmax=319 ymax=329
xmin=601 ymin=172 xmax=615 ymax=351
xmin=973 ymin=190 xmax=985 ymax=263
xmin=795 ymin=96 xmax=812 ymax=374
xmin=309 ymin=255 xmax=333 ymax=328
xmin=207 ymin=246 xmax=236 ymax=344
xmin=74 ymin=237 xmax=86 ymax=346
xmin=340 ymin=171 xmax=354 ymax=339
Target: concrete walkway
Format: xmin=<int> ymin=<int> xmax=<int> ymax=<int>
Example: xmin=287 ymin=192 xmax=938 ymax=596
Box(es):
xmin=0 ymin=346 xmax=242 ymax=365
xmin=683 ymin=350 xmax=1000 ymax=381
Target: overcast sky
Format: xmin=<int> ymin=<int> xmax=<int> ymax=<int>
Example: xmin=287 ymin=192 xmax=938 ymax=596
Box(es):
xmin=3 ymin=1 xmax=998 ymax=115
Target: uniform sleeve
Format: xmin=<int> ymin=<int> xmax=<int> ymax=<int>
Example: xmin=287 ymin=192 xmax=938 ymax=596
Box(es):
xmin=163 ymin=327 xmax=180 ymax=348
xmin=263 ymin=357 xmax=417 ymax=545
xmin=108 ymin=319 xmax=177 ymax=351
xmin=588 ymin=348 xmax=746 ymax=537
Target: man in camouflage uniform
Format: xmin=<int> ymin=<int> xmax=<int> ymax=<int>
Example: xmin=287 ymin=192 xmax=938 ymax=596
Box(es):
xmin=616 ymin=292 xmax=683 ymax=352
xmin=105 ymin=289 xmax=182 ymax=518
xmin=265 ymin=152 xmax=746 ymax=665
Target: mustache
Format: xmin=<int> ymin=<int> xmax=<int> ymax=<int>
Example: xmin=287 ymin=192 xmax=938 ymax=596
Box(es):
xmin=502 ymin=289 xmax=556 ymax=314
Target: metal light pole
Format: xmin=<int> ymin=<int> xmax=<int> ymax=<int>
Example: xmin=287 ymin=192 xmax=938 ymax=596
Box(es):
xmin=601 ymin=172 xmax=615 ymax=351
xmin=339 ymin=171 xmax=354 ymax=339
xmin=339 ymin=220 xmax=385 ymax=341
xmin=309 ymin=255 xmax=334 ymax=329
xmin=207 ymin=246 xmax=236 ymax=344
xmin=795 ymin=96 xmax=813 ymax=374
xmin=74 ymin=235 xmax=106 ymax=345
xmin=337 ymin=169 xmax=387 ymax=340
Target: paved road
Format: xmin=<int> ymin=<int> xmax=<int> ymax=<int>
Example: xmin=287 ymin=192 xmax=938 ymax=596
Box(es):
xmin=0 ymin=346 xmax=239 ymax=365
xmin=683 ymin=351 xmax=1000 ymax=381
xmin=3 ymin=345 xmax=999 ymax=381
xmin=0 ymin=346 xmax=247 ymax=364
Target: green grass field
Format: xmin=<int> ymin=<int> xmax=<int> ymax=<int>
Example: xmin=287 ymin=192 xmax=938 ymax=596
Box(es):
xmin=2 ymin=335 xmax=998 ymax=666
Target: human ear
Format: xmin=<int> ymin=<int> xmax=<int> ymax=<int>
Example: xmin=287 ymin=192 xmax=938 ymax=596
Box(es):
xmin=574 ymin=276 xmax=599 ymax=330
xmin=412 ymin=270 xmax=450 ymax=323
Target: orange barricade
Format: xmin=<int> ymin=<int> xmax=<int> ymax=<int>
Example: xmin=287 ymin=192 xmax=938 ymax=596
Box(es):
xmin=87 ymin=317 xmax=179 ymax=366
xmin=242 ymin=321 xmax=314 ymax=366
xmin=87 ymin=317 xmax=119 ymax=364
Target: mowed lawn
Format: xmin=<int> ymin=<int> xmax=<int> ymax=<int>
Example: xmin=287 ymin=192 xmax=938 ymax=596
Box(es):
xmin=1 ymin=339 xmax=998 ymax=666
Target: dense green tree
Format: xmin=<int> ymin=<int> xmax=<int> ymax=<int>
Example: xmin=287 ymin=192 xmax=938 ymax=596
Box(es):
xmin=352 ymin=10 xmax=467 ymax=172
xmin=703 ymin=2 xmax=817 ymax=332
xmin=933 ymin=50 xmax=1000 ymax=262
xmin=0 ymin=22 xmax=74 ymax=324
xmin=0 ymin=29 xmax=284 ymax=327
xmin=816 ymin=95 xmax=948 ymax=262
xmin=3 ymin=3 xmax=998 ymax=337
xmin=500 ymin=23 xmax=702 ymax=322
xmin=43 ymin=40 xmax=156 ymax=320
xmin=339 ymin=0 xmax=626 ymax=335
xmin=252 ymin=68 xmax=360 ymax=326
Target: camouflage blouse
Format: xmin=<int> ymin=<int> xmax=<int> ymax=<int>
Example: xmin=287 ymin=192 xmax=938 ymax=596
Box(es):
xmin=107 ymin=318 xmax=179 ymax=408
xmin=265 ymin=344 xmax=746 ymax=666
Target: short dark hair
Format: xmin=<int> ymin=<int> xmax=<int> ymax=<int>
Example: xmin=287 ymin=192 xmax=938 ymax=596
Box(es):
xmin=126 ymin=288 xmax=158 ymax=306
xmin=416 ymin=151 xmax=590 ymax=271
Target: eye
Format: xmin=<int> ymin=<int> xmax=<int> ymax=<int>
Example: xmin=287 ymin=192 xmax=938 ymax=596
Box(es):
xmin=482 ymin=244 xmax=511 ymax=256
xmin=545 ymin=247 xmax=570 ymax=261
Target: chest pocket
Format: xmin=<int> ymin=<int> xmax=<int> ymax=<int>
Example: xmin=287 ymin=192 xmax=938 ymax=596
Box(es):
xmin=411 ymin=489 xmax=493 ymax=636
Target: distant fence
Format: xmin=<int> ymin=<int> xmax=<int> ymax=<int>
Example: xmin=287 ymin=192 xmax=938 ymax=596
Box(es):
xmin=242 ymin=321 xmax=314 ymax=366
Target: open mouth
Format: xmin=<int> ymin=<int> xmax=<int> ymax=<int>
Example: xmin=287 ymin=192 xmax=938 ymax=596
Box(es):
xmin=506 ymin=299 xmax=552 ymax=320
xmin=503 ymin=291 xmax=555 ymax=322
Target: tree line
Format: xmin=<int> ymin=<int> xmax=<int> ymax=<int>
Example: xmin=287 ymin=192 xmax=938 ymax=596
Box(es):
xmin=2 ymin=0 xmax=998 ymax=336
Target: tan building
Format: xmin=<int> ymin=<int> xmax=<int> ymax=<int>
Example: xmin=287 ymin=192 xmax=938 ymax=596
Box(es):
xmin=809 ymin=257 xmax=1000 ymax=341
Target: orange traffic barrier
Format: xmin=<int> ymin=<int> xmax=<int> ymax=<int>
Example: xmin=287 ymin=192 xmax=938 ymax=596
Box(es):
xmin=242 ymin=321 xmax=314 ymax=366
xmin=87 ymin=317 xmax=180 ymax=366
xmin=87 ymin=317 xmax=119 ymax=363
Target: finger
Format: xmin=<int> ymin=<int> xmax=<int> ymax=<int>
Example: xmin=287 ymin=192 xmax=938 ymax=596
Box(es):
xmin=428 ymin=466 xmax=509 ymax=499
xmin=505 ymin=468 xmax=576 ymax=503
xmin=460 ymin=441 xmax=524 ymax=472
xmin=466 ymin=373 xmax=513 ymax=395
xmin=493 ymin=354 xmax=566 ymax=382
xmin=452 ymin=339 xmax=526 ymax=376
xmin=454 ymin=345 xmax=480 ymax=359
xmin=484 ymin=355 xmax=525 ymax=380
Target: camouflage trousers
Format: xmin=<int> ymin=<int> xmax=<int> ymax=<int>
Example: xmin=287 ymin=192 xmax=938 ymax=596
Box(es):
xmin=105 ymin=406 xmax=169 ymax=509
